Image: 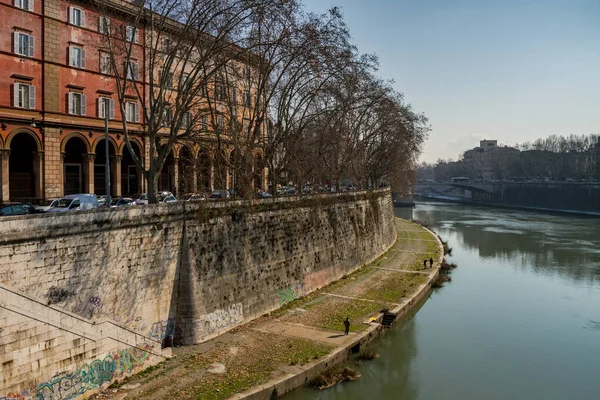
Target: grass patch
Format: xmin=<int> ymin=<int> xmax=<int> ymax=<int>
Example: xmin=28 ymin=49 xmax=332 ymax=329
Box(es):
xmin=312 ymin=367 xmax=361 ymax=390
xmin=362 ymin=273 xmax=428 ymax=303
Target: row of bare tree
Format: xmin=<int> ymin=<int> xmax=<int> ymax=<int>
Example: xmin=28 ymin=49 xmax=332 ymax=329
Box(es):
xmin=97 ymin=0 xmax=428 ymax=202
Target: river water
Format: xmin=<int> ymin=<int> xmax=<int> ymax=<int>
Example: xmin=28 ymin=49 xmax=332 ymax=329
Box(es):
xmin=284 ymin=202 xmax=600 ymax=400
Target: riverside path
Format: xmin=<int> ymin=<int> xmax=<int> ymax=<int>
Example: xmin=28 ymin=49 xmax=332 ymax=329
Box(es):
xmin=91 ymin=218 xmax=442 ymax=400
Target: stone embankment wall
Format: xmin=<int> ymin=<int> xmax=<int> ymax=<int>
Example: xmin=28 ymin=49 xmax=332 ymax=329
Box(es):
xmin=0 ymin=189 xmax=395 ymax=399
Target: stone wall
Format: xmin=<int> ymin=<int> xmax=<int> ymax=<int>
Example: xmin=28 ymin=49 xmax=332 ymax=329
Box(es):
xmin=0 ymin=189 xmax=395 ymax=398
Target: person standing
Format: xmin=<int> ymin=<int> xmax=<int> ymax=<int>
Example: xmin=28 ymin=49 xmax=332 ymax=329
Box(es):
xmin=344 ymin=317 xmax=350 ymax=335
xmin=429 ymin=257 xmax=434 ymax=268
xmin=423 ymin=259 xmax=428 ymax=269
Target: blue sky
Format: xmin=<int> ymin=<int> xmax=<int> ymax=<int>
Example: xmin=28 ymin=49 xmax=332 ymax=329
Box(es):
xmin=302 ymin=0 xmax=600 ymax=163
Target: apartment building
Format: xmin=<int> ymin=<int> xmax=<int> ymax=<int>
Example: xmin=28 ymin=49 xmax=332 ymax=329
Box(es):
xmin=0 ymin=0 xmax=266 ymax=203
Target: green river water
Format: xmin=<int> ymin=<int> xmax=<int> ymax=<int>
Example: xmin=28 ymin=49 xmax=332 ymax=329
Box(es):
xmin=284 ymin=202 xmax=600 ymax=400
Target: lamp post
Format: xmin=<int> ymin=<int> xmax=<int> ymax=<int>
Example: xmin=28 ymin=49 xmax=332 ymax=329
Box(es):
xmin=104 ymin=98 xmax=111 ymax=207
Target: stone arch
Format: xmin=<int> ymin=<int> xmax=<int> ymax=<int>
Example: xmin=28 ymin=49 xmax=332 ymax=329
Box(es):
xmin=93 ymin=137 xmax=118 ymax=196
xmin=5 ymin=128 xmax=42 ymax=152
xmin=90 ymin=135 xmax=119 ymax=155
xmin=7 ymin=129 xmax=42 ymax=200
xmin=61 ymin=132 xmax=91 ymax=154
xmin=63 ymin=134 xmax=91 ymax=195
xmin=121 ymin=140 xmax=143 ymax=196
xmin=118 ymin=138 xmax=144 ymax=158
xmin=196 ymin=146 xmax=212 ymax=192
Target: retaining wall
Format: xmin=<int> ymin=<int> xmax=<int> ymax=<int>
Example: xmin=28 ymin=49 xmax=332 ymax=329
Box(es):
xmin=0 ymin=189 xmax=395 ymax=399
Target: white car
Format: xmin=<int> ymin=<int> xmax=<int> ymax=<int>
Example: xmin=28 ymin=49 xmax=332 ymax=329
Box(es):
xmin=34 ymin=198 xmax=61 ymax=213
xmin=46 ymin=194 xmax=99 ymax=213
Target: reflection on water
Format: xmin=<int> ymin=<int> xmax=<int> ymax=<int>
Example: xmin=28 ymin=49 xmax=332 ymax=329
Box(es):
xmin=285 ymin=202 xmax=600 ymax=400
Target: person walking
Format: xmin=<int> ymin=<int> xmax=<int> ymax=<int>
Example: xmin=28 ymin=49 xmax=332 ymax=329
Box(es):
xmin=423 ymin=259 xmax=428 ymax=269
xmin=429 ymin=257 xmax=434 ymax=268
xmin=343 ymin=317 xmax=350 ymax=335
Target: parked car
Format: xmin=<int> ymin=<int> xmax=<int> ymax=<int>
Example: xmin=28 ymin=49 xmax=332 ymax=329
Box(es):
xmin=180 ymin=193 xmax=208 ymax=202
xmin=158 ymin=193 xmax=178 ymax=203
xmin=209 ymin=189 xmax=231 ymax=200
xmin=34 ymin=198 xmax=61 ymax=213
xmin=0 ymin=203 xmax=30 ymax=217
xmin=135 ymin=192 xmax=174 ymax=205
xmin=110 ymin=197 xmax=135 ymax=208
xmin=46 ymin=194 xmax=99 ymax=213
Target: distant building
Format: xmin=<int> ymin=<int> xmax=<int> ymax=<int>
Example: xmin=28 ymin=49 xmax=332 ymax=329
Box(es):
xmin=462 ymin=139 xmax=519 ymax=181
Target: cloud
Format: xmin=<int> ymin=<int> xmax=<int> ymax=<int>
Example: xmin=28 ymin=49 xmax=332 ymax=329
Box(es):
xmin=420 ymin=133 xmax=486 ymax=163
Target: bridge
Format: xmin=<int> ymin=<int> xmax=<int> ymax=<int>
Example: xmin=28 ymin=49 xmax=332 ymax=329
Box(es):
xmin=413 ymin=181 xmax=600 ymax=213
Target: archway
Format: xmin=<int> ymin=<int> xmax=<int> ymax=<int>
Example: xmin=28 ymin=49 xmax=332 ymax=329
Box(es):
xmin=8 ymin=131 xmax=40 ymax=201
xmin=121 ymin=142 xmax=142 ymax=196
xmin=178 ymin=146 xmax=195 ymax=195
xmin=213 ymin=147 xmax=228 ymax=190
xmin=197 ymin=148 xmax=211 ymax=192
xmin=94 ymin=139 xmax=117 ymax=196
xmin=63 ymin=135 xmax=89 ymax=195
xmin=254 ymin=154 xmax=264 ymax=191
xmin=159 ymin=146 xmax=176 ymax=194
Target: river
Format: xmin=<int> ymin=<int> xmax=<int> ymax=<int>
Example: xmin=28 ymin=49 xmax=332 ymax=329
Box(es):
xmin=284 ymin=202 xmax=600 ymax=400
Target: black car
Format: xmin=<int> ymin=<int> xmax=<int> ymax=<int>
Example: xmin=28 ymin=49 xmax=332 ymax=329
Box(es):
xmin=0 ymin=203 xmax=30 ymax=216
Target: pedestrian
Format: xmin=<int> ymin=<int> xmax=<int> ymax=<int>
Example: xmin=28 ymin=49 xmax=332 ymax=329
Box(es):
xmin=423 ymin=259 xmax=428 ymax=269
xmin=429 ymin=257 xmax=434 ymax=268
xmin=343 ymin=317 xmax=350 ymax=335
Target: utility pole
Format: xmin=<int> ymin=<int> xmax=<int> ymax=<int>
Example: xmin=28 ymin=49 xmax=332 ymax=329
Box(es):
xmin=104 ymin=98 xmax=111 ymax=207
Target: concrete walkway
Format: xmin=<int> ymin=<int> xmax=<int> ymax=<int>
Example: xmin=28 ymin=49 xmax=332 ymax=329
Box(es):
xmin=91 ymin=218 xmax=442 ymax=400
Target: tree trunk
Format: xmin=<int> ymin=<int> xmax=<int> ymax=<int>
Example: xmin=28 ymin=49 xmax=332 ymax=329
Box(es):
xmin=147 ymin=166 xmax=158 ymax=204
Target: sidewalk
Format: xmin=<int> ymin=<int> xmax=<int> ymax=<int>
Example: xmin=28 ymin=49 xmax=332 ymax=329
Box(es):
xmin=93 ymin=218 xmax=441 ymax=400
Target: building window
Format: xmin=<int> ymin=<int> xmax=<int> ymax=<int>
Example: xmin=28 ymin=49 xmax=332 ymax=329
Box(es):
xmin=163 ymin=108 xmax=173 ymax=126
xmin=68 ymin=92 xmax=86 ymax=115
xmin=215 ymin=83 xmax=225 ymax=101
xmin=69 ymin=46 xmax=86 ymax=69
xmin=126 ymin=26 xmax=139 ymax=43
xmin=231 ymin=87 xmax=237 ymax=105
xmin=243 ymin=90 xmax=251 ymax=106
xmin=14 ymin=0 xmax=34 ymax=12
xmin=98 ymin=16 xmax=111 ymax=34
xmin=12 ymin=83 xmax=35 ymax=109
xmin=243 ymin=66 xmax=251 ymax=81
xmin=69 ymin=7 xmax=85 ymax=27
xmin=200 ymin=84 xmax=208 ymax=97
xmin=13 ymin=32 xmax=34 ymax=57
xmin=97 ymin=97 xmax=115 ymax=119
xmin=126 ymin=61 xmax=139 ymax=80
xmin=181 ymin=112 xmax=192 ymax=129
xmin=216 ymin=115 xmax=224 ymax=130
xmin=201 ymin=115 xmax=208 ymax=129
xmin=163 ymin=38 xmax=173 ymax=52
xmin=99 ymin=52 xmax=112 ymax=74
xmin=125 ymin=101 xmax=140 ymax=122
xmin=180 ymin=73 xmax=189 ymax=90
xmin=160 ymin=69 xmax=173 ymax=88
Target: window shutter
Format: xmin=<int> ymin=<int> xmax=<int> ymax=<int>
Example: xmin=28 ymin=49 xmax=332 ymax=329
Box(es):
xmin=29 ymin=85 xmax=35 ymax=109
xmin=97 ymin=97 xmax=103 ymax=118
xmin=109 ymin=99 xmax=115 ymax=119
xmin=134 ymin=103 xmax=140 ymax=122
xmin=134 ymin=29 xmax=139 ymax=43
xmin=69 ymin=46 xmax=75 ymax=66
xmin=81 ymin=94 xmax=87 ymax=115
xmin=28 ymin=0 xmax=33 ymax=12
xmin=13 ymin=32 xmax=18 ymax=54
xmin=29 ymin=36 xmax=34 ymax=57
xmin=80 ymin=49 xmax=86 ymax=69
xmin=68 ymin=92 xmax=74 ymax=114
xmin=134 ymin=63 xmax=139 ymax=80
xmin=68 ymin=7 xmax=73 ymax=24
xmin=80 ymin=10 xmax=85 ymax=27
xmin=13 ymin=0 xmax=18 ymax=7
xmin=13 ymin=83 xmax=20 ymax=107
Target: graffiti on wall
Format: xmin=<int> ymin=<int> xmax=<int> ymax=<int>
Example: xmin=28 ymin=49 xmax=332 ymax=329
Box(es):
xmin=277 ymin=286 xmax=296 ymax=306
xmin=177 ymin=303 xmax=244 ymax=341
xmin=0 ymin=390 xmax=33 ymax=400
xmin=32 ymin=344 xmax=153 ymax=400
xmin=148 ymin=318 xmax=176 ymax=340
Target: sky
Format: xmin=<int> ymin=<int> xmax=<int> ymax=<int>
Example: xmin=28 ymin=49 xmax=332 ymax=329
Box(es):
xmin=301 ymin=0 xmax=600 ymax=163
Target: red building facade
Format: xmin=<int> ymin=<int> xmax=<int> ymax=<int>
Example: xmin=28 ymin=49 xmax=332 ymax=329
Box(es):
xmin=0 ymin=0 xmax=264 ymax=203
